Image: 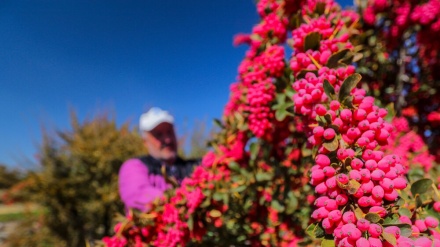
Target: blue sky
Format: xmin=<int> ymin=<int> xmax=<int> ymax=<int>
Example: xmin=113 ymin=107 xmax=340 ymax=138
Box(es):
xmin=0 ymin=0 xmax=351 ymax=168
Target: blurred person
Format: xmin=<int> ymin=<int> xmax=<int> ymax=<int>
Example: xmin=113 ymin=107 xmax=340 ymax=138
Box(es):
xmin=118 ymin=107 xmax=200 ymax=212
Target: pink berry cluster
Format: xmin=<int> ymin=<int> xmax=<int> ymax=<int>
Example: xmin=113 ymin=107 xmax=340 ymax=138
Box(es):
xmin=363 ymin=0 xmax=440 ymax=71
xmin=383 ymin=117 xmax=435 ymax=171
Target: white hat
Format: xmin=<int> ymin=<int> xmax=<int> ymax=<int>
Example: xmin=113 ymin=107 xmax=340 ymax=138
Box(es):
xmin=139 ymin=107 xmax=174 ymax=132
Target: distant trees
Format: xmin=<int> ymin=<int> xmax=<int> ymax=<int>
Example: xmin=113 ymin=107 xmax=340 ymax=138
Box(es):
xmin=3 ymin=110 xmax=213 ymax=246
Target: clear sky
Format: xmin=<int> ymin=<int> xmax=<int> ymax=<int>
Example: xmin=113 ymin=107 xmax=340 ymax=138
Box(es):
xmin=0 ymin=0 xmax=351 ymax=168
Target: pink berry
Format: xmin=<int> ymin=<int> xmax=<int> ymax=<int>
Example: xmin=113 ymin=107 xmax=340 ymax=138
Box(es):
xmin=315 ymin=182 xmax=328 ymax=194
xmin=340 ymin=109 xmax=353 ymax=122
xmin=330 ymin=100 xmax=340 ymax=111
xmin=351 ymin=158 xmax=364 ymax=170
xmin=433 ymin=202 xmax=440 ymax=212
xmin=399 ymin=215 xmax=412 ymax=224
xmin=328 ymin=210 xmax=342 ymax=222
xmin=343 ymin=211 xmax=356 ymax=224
xmin=365 ymin=160 xmax=378 ymax=170
xmin=425 ymin=216 xmax=439 ymax=228
xmin=384 ymin=226 xmax=401 ymax=238
xmin=360 ymin=169 xmax=371 ymax=182
xmin=369 ymin=206 xmax=387 ymax=217
xmin=356 ymin=218 xmax=370 ymax=231
xmin=354 ymin=109 xmax=367 ymax=121
xmin=383 ymin=189 xmax=398 ymax=201
xmin=323 ymin=166 xmax=336 ymax=177
xmin=337 ymin=173 xmax=349 ymax=184
xmin=325 ymin=176 xmax=337 ymax=189
xmin=315 ymin=154 xmax=331 ymax=167
xmin=349 ymin=170 xmax=362 ymax=182
xmin=311 ymin=169 xmax=325 ymax=181
xmin=368 ymin=224 xmax=382 ymax=237
xmin=347 ymin=227 xmax=362 ymax=241
xmin=322 ymin=218 xmax=333 ymax=229
xmin=372 ymin=185 xmax=384 ymax=200
xmin=336 ymin=194 xmax=349 ymax=205
xmin=313 ymin=126 xmax=325 ymax=137
xmin=415 ymin=219 xmax=428 ymax=232
xmin=315 ymin=196 xmax=329 ymax=207
xmin=360 ymin=180 xmax=374 ymax=194
xmin=356 ymin=237 xmax=370 ymax=247
xmin=323 ymin=128 xmax=336 ymax=140
xmin=358 ymin=196 xmax=371 ymax=207
xmin=325 ymin=199 xmax=338 ymax=211
xmin=379 ymin=178 xmax=394 ymax=190
xmin=371 ymin=170 xmax=385 ymax=181
xmin=414 ymin=237 xmax=433 ymax=247
xmin=369 ymin=237 xmax=382 ymax=247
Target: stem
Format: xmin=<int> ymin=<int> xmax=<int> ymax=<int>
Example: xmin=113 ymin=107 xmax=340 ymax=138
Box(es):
xmin=395 ymin=45 xmax=406 ymax=116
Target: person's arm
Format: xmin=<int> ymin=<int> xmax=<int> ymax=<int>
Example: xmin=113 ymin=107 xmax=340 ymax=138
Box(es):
xmin=118 ymin=159 xmax=165 ymax=212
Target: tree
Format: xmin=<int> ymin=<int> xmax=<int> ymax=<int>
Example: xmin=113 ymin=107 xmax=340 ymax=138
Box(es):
xmin=11 ymin=111 xmax=146 ymax=247
xmin=104 ymin=0 xmax=440 ymax=246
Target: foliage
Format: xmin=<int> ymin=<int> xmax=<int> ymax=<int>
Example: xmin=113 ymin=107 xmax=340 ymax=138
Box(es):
xmin=0 ymin=164 xmax=23 ymax=190
xmin=101 ymin=0 xmax=440 ymax=246
xmin=7 ymin=111 xmax=146 ymax=247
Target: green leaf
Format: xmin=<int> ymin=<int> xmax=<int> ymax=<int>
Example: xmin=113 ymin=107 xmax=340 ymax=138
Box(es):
xmin=354 ymin=206 xmax=364 ymax=220
xmin=411 ymin=178 xmax=433 ymax=196
xmin=306 ymin=223 xmax=325 ymax=239
xmin=250 ymin=142 xmax=259 ymax=161
xmin=347 ymin=179 xmax=361 ymax=194
xmin=383 ymin=214 xmax=400 ymax=225
xmin=187 ymin=215 xmax=194 ymax=231
xmin=399 ymin=224 xmax=412 ymax=237
xmin=275 ymin=109 xmax=288 ymax=121
xmin=326 ymin=49 xmax=350 ymax=68
xmin=199 ymin=198 xmax=211 ymax=208
xmin=213 ymin=192 xmax=223 ymax=201
xmin=365 ymin=212 xmax=381 ymax=223
xmin=285 ymin=191 xmax=298 ymax=214
xmin=296 ymin=69 xmax=318 ymax=79
xmin=323 ymin=138 xmax=339 ymax=152
xmin=228 ymin=161 xmax=241 ymax=172
xmin=256 ymin=172 xmax=273 ymax=182
xmin=213 ymin=118 xmax=224 ymax=128
xmin=321 ymin=239 xmax=335 ymax=247
xmin=314 ymin=2 xmax=326 ymax=15
xmin=304 ymin=32 xmax=321 ymax=51
xmin=323 ymin=79 xmax=336 ymax=100
xmin=209 ymin=209 xmax=222 ymax=218
xmin=398 ymin=208 xmax=412 ymax=218
xmin=271 ymin=200 xmax=285 ymax=213
xmin=338 ymin=73 xmax=362 ymax=102
xmin=382 ymin=232 xmax=397 ymax=246
xmin=233 ymin=185 xmax=247 ymax=193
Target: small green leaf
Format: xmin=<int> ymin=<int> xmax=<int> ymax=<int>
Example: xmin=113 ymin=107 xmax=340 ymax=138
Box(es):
xmin=187 ymin=215 xmax=194 ymax=231
xmin=338 ymin=73 xmax=362 ymax=102
xmin=213 ymin=192 xmax=223 ymax=201
xmin=233 ymin=185 xmax=247 ymax=193
xmin=411 ymin=178 xmax=433 ymax=195
xmin=199 ymin=198 xmax=211 ymax=208
xmin=323 ymin=138 xmax=339 ymax=151
xmin=321 ymin=239 xmax=335 ymax=247
xmin=213 ymin=118 xmax=224 ymax=128
xmin=306 ymin=223 xmax=325 ymax=239
xmin=399 ymin=224 xmax=412 ymax=237
xmin=209 ymin=209 xmax=222 ymax=218
xmin=382 ymin=232 xmax=397 ymax=246
xmin=296 ymin=69 xmax=318 ymax=79
xmin=347 ymin=179 xmax=361 ymax=194
xmin=382 ymin=214 xmax=400 ymax=225
xmin=323 ymin=79 xmax=336 ymax=100
xmin=314 ymin=2 xmax=326 ymax=15
xmin=326 ymin=49 xmax=350 ymax=68
xmin=228 ymin=161 xmax=241 ymax=172
xmin=285 ymin=191 xmax=298 ymax=214
xmin=304 ymin=32 xmax=321 ymax=51
xmin=398 ymin=208 xmax=412 ymax=218
xmin=256 ymin=172 xmax=273 ymax=182
xmin=250 ymin=142 xmax=259 ymax=161
xmin=354 ymin=206 xmax=364 ymax=220
xmin=365 ymin=212 xmax=381 ymax=223
xmin=275 ymin=109 xmax=288 ymax=121
xmin=324 ymin=114 xmax=333 ymax=124
xmin=271 ymin=200 xmax=285 ymax=213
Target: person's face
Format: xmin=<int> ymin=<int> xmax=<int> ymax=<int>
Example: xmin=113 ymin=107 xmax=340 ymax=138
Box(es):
xmin=143 ymin=122 xmax=177 ymax=163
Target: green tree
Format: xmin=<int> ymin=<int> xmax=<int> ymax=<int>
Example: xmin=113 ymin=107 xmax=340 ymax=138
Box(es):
xmin=12 ymin=111 xmax=146 ymax=247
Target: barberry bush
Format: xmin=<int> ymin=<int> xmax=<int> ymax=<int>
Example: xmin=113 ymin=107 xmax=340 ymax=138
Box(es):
xmin=103 ymin=0 xmax=440 ymax=246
